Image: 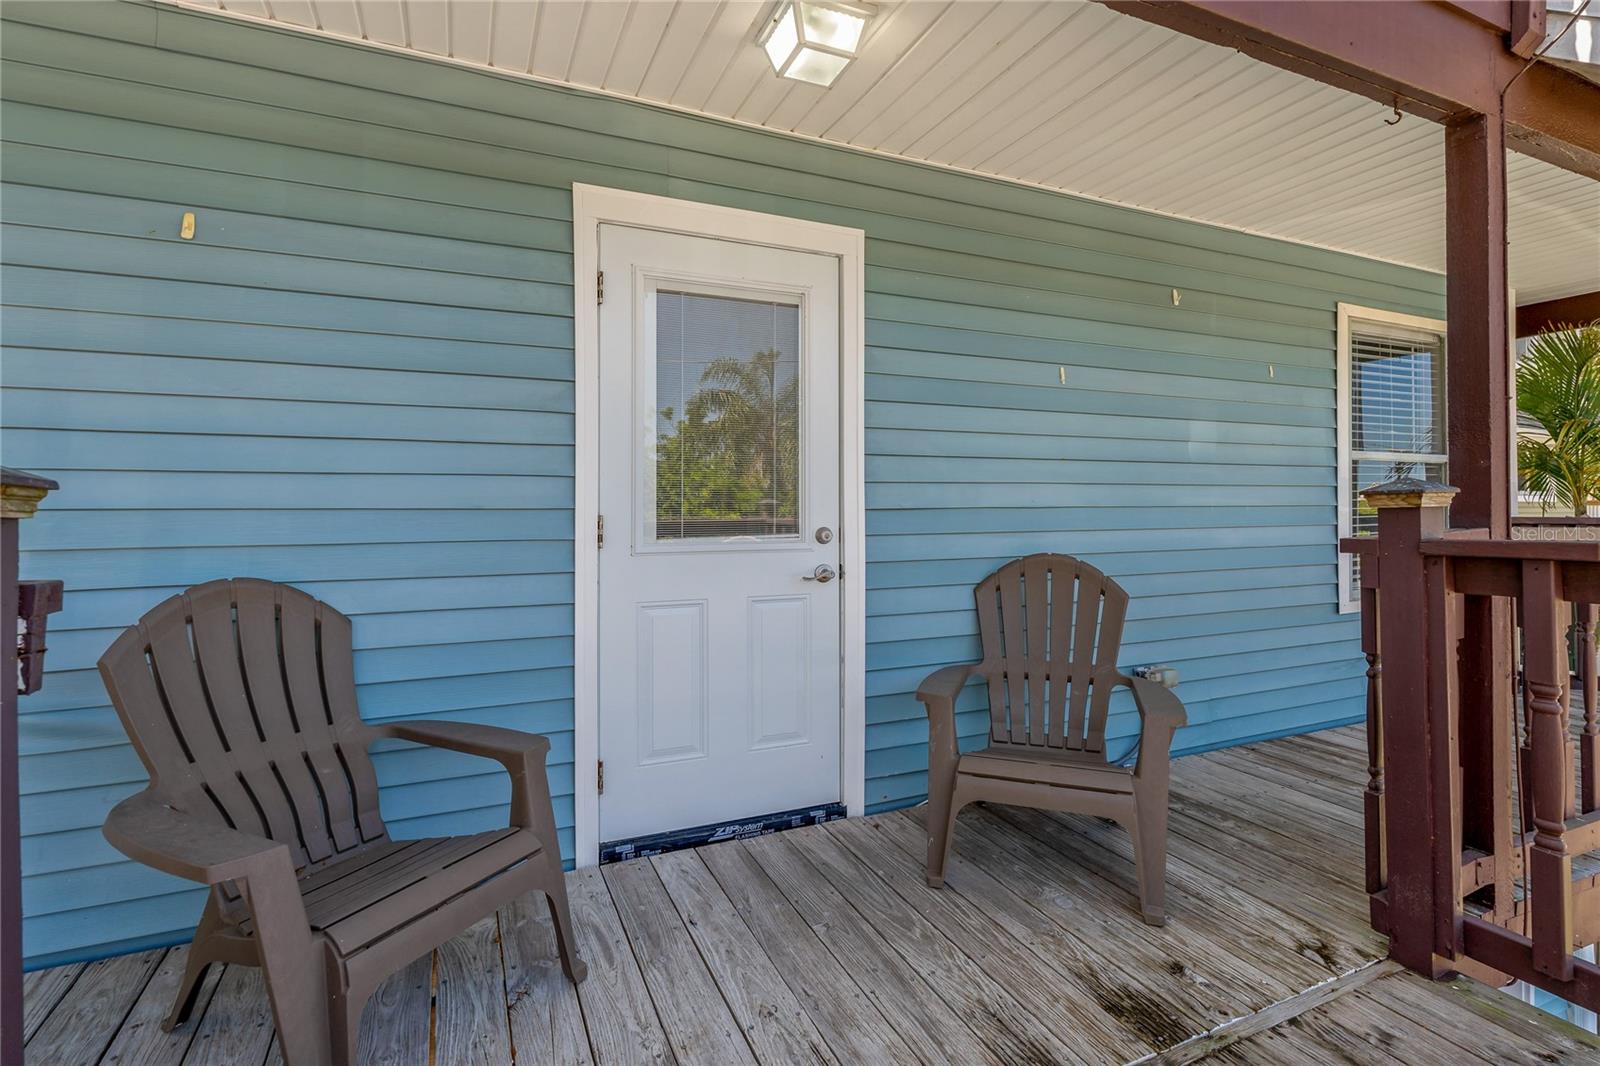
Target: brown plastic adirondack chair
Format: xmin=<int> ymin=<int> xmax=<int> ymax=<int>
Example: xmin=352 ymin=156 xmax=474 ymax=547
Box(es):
xmin=918 ymin=554 xmax=1186 ymax=925
xmin=98 ymin=578 xmax=586 ymax=1066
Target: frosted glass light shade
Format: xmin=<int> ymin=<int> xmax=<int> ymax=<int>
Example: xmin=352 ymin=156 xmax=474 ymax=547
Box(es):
xmin=759 ymin=2 xmax=871 ymax=88
xmin=799 ymin=3 xmax=866 ymax=53
xmin=763 ymin=7 xmax=801 ymax=72
xmin=786 ymin=47 xmax=852 ymax=86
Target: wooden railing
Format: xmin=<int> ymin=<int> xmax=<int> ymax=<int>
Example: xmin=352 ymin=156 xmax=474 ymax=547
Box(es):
xmin=1345 ymin=480 xmax=1600 ymax=1010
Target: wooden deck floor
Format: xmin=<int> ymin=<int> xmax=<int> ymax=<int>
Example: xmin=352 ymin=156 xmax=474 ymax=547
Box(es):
xmin=22 ymin=727 xmax=1600 ymax=1065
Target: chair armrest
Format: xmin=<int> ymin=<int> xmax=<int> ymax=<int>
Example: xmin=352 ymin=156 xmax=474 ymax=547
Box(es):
xmin=376 ymin=719 xmax=552 ymax=766
xmin=1119 ymin=674 xmax=1186 ymax=779
xmin=1124 ymin=675 xmax=1187 ymax=731
xmin=917 ymin=664 xmax=978 ymax=798
xmin=916 ymin=664 xmax=978 ymax=707
xmin=107 ymin=792 xmax=326 ymax=1054
xmin=377 ymin=720 xmax=558 ymax=837
xmin=103 ymin=790 xmax=287 ymax=886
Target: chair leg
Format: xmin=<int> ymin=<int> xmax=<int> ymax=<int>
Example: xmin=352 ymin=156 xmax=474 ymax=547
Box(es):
xmin=926 ymin=778 xmax=968 ymax=889
xmin=328 ymin=986 xmax=367 ymax=1066
xmin=542 ymin=855 xmax=588 ymax=984
xmin=163 ymin=954 xmax=213 ymax=1032
xmin=1131 ymin=791 xmax=1170 ymax=926
xmin=164 ymin=896 xmax=224 ymax=1031
xmin=245 ymin=851 xmax=332 ymax=1066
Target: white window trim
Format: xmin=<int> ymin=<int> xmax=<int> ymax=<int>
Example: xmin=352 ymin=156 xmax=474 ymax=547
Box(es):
xmin=570 ymin=184 xmax=867 ymax=867
xmin=1336 ymin=302 xmax=1449 ymax=614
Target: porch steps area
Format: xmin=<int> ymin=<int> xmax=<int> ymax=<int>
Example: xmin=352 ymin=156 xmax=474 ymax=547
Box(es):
xmin=22 ymin=729 xmax=1600 ymax=1064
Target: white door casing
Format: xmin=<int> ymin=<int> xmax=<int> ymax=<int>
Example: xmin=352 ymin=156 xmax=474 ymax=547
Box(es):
xmin=572 ymin=185 xmax=866 ymax=866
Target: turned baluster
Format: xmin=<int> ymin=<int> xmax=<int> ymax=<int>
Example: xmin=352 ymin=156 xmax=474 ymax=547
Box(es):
xmin=1522 ymin=560 xmax=1575 ymax=982
xmin=1579 ymin=602 xmax=1598 ymax=815
xmin=1361 ymin=581 xmax=1385 ymax=897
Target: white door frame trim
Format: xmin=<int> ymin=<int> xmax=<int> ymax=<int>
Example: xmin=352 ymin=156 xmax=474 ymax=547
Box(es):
xmin=570 ymin=183 xmax=867 ymax=868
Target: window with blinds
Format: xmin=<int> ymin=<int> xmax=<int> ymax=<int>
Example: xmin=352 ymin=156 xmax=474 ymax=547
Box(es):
xmin=1337 ymin=307 xmax=1447 ymax=610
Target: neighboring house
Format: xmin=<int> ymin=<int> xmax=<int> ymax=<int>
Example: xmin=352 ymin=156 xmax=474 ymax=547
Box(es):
xmin=2 ymin=0 xmax=1597 ymax=989
xmin=1545 ymin=0 xmax=1600 ymax=79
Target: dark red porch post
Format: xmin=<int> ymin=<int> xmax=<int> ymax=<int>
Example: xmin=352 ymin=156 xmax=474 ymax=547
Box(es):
xmin=1445 ymin=112 xmax=1517 ymax=918
xmin=2 ymin=469 xmax=57 ymax=1066
xmin=1368 ymin=479 xmax=1461 ymax=974
xmin=1445 ymin=112 xmax=1512 ymax=534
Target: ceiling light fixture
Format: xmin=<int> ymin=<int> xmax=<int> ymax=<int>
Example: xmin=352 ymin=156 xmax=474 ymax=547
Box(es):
xmin=758 ymin=1 xmax=873 ymax=87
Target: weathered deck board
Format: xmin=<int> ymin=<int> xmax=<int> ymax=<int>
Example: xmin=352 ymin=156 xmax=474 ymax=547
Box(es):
xmin=1131 ymin=959 xmax=1401 ymax=1065
xmin=829 ymin=812 xmax=1148 ymax=1060
xmin=650 ymin=849 xmax=837 ymax=1065
xmin=101 ymin=947 xmax=219 ymax=1065
xmin=1361 ymin=970 xmax=1598 ymax=1065
xmin=877 ymin=806 xmax=1206 ymax=1049
xmin=1000 ymin=804 xmax=1335 ymax=990
xmin=696 ymin=832 xmax=921 ymax=1065
xmin=739 ymin=831 xmax=1004 ymax=1065
xmin=951 ymin=802 xmax=1258 ymax=1038
xmin=27 ymin=949 xmax=162 ymax=1065
xmin=351 ymin=955 xmax=431 ymax=1066
xmin=21 ymin=960 xmax=82 ymax=1043
xmin=181 ymin=964 xmax=274 ymax=1066
xmin=433 ymin=915 xmax=514 ymax=1066
xmin=23 ymin=728 xmax=1598 ymax=1065
xmin=781 ymin=821 xmax=1089 ymax=1064
xmin=603 ymin=857 xmax=757 ymax=1065
xmin=567 ymin=865 xmax=673 ymax=1066
xmin=501 ymin=891 xmax=592 ymax=1066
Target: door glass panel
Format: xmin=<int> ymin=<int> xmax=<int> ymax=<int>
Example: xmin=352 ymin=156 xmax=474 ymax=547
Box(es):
xmin=652 ymin=290 xmax=801 ymax=541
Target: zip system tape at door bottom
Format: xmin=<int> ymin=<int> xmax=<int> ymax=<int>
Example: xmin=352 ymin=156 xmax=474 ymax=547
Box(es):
xmin=599 ymin=802 xmax=846 ymax=864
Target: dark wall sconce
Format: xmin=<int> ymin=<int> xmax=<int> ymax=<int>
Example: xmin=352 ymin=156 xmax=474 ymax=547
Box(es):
xmin=16 ymin=580 xmax=63 ymax=696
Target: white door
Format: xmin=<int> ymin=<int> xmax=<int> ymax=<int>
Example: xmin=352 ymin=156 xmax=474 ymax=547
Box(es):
xmin=596 ymin=223 xmax=843 ymax=844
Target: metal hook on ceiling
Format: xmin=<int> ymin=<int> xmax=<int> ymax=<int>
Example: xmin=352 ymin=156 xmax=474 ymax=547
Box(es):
xmin=1384 ymin=100 xmax=1402 ymax=126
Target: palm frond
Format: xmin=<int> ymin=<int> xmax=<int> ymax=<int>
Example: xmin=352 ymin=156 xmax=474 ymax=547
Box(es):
xmin=1517 ymin=322 xmax=1600 ymax=515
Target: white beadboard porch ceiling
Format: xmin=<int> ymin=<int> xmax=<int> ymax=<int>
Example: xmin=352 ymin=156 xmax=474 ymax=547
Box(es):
xmin=172 ymin=0 xmax=1599 ymax=304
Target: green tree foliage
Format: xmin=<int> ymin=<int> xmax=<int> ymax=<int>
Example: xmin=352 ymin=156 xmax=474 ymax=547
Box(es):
xmin=1517 ymin=322 xmax=1600 ymax=517
xmin=657 ymin=349 xmax=799 ymax=528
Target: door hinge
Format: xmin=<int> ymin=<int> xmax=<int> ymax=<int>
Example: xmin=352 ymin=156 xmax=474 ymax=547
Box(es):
xmin=597 ymin=760 xmax=605 ymax=795
xmin=596 ymin=269 xmax=604 ymax=305
xmin=597 ymin=514 xmax=605 ymax=548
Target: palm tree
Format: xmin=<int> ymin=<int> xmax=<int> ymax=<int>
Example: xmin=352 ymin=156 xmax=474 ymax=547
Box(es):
xmin=685 ymin=348 xmax=800 ymax=529
xmin=1517 ymin=322 xmax=1600 ymax=517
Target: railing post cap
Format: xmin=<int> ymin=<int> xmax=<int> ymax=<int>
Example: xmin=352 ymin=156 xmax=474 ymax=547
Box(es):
xmin=1361 ymin=477 xmax=1459 ymax=510
xmin=1 ymin=467 xmax=59 ymax=521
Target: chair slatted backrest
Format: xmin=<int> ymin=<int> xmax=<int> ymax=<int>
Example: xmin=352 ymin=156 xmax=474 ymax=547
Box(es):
xmin=974 ymin=554 xmax=1129 ymax=757
xmin=99 ymin=578 xmax=387 ymax=871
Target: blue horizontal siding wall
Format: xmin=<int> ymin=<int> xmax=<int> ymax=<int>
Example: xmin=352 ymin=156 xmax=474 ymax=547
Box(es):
xmin=0 ymin=0 xmax=1445 ymax=966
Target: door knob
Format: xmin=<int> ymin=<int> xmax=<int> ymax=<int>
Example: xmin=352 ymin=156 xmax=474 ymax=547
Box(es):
xmin=804 ymin=564 xmax=836 ymax=583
